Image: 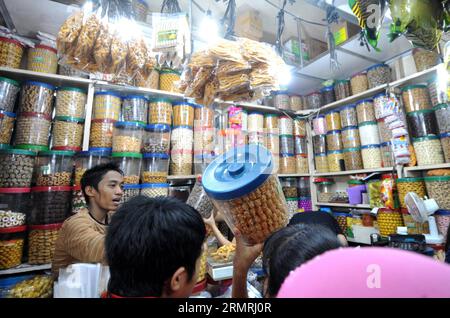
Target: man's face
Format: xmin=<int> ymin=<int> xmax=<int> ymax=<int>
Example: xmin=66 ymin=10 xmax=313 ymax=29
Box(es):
xmin=90 ymin=171 xmax=124 ymax=211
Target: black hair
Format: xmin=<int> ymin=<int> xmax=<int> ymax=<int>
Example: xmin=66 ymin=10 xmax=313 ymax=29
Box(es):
xmin=446 ymin=225 xmax=450 ymax=252
xmin=80 ymin=162 xmax=123 ymax=203
xmin=105 ymin=195 xmax=206 ymax=297
xmin=262 ymin=223 xmax=341 ymax=297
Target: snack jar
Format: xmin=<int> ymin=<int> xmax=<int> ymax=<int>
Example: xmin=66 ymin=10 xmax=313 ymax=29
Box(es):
xmin=34 ymin=150 xmax=75 ymax=187
xmin=361 ymin=144 xmax=382 ymax=169
xmin=286 ymin=198 xmax=299 ymax=218
xmin=0 ymin=274 xmax=54 ymax=298
xmin=112 ymin=121 xmax=145 ymax=153
xmin=141 ymin=183 xmax=169 ymax=198
xmin=143 ymin=124 xmax=171 ymax=154
xmin=358 ymin=121 xmax=380 ymax=146
xmin=350 ymin=72 xmax=368 ymax=95
xmin=315 ymin=178 xmax=335 ymax=202
xmin=412 ymin=136 xmax=444 ymax=166
xmin=441 ymin=132 xmax=450 ymax=163
xmin=297 ymin=177 xmax=310 ymax=197
xmin=72 ymin=185 xmax=87 ymax=214
xmin=401 ymin=85 xmax=432 ymax=113
xmin=306 ymin=91 xmax=323 ymax=109
xmin=171 ymin=125 xmax=194 ymax=152
xmin=120 ymin=184 xmax=141 ymax=204
xmin=0 ymin=111 xmax=15 ymax=144
xmin=148 ymin=98 xmax=172 ymax=125
xmin=264 ymin=114 xmax=279 ymax=134
xmin=380 ymin=142 xmax=394 ymax=167
xmin=89 ymin=119 xmax=116 ymax=149
xmin=424 ymin=176 xmax=450 ymax=210
xmin=289 ymin=94 xmax=303 ymax=111
xmin=377 ymin=208 xmax=404 ymax=237
xmin=406 ymin=109 xmax=438 ymax=138
xmin=294 ymin=136 xmax=307 ymax=155
xmin=51 ymin=116 xmax=85 ymax=151
xmin=325 ymin=110 xmax=341 ymax=131
xmin=433 ymin=103 xmax=450 ymax=135
xmin=0 ymin=76 xmax=20 ymax=112
xmin=434 ymin=210 xmax=450 ymax=240
xmin=339 ymin=104 xmax=357 ymax=128
xmin=314 ymin=153 xmax=329 ymax=173
xmin=341 ymin=126 xmax=360 ymax=149
xmin=55 ymin=87 xmax=87 ymax=118
xmin=427 ymin=77 xmax=448 ymax=107
xmin=327 ymin=150 xmax=344 ymax=172
xmin=159 ymin=69 xmax=181 ymax=92
xmin=321 ymin=86 xmax=336 ymax=105
xmin=334 ymin=79 xmax=351 ymax=100
xmin=265 ymin=133 xmax=279 ymax=154
xmin=122 ymin=95 xmax=148 ymax=123
xmin=281 ymin=177 xmax=298 ymax=198
xmin=28 ymin=223 xmax=62 ymax=265
xmin=273 ymin=91 xmax=290 ymax=110
xmin=170 ymin=149 xmax=193 ymax=176
xmin=366 ymin=63 xmax=391 ymax=88
xmin=396 ymin=177 xmax=426 ymax=208
xmin=111 ymin=152 xmax=142 ymax=184
xmin=355 ymin=99 xmax=375 ymax=123
xmin=14 ymin=112 xmax=52 ymax=149
xmin=202 ymin=144 xmax=289 ymax=245
xmin=343 ymin=147 xmax=363 ymax=171
xmin=280 ymin=135 xmax=294 ymax=154
xmin=27 ymin=45 xmax=58 ymax=74
xmin=0 ymin=188 xmax=32 ymax=222
xmin=172 ymin=101 xmax=195 ymax=127
xmin=30 ymin=186 xmax=71 ymax=225
xmin=412 ymin=48 xmax=440 ymax=72
xmin=19 ymin=81 xmax=55 ymax=116
xmin=141 ymin=153 xmax=170 ymax=184
xmin=279 ymin=116 xmax=293 ymax=135
xmin=295 ymin=154 xmax=309 ymax=174
xmin=74 ymin=148 xmax=111 ymax=186
xmin=0 ymin=225 xmax=27 ymax=269
xmin=194 ymin=104 xmax=214 ymax=128
xmin=373 ymin=93 xmax=389 ymax=120
xmin=93 ymin=91 xmax=122 ymax=121
xmin=247 ymin=111 xmax=264 ymax=133
xmin=0 ymin=149 xmax=36 ymax=188
xmin=279 ymin=153 xmax=296 ymax=174
xmin=0 ymin=37 xmax=25 ymax=68
xmin=326 ymin=130 xmax=343 ymax=151
xmin=293 ymin=117 xmax=306 ymax=137
xmin=313 ymin=115 xmax=326 ymax=135
xmin=313 ymin=134 xmax=327 ymax=155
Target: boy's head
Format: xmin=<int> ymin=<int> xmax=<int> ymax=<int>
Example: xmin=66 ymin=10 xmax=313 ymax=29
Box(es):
xmin=106 ymin=196 xmax=206 ymax=298
xmin=80 ymin=162 xmax=124 ymax=212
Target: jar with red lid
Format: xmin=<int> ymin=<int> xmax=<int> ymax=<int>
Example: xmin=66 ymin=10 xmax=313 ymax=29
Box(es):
xmin=0 ymin=225 xmax=27 ymax=269
xmin=0 ymin=37 xmax=25 ymax=69
xmin=30 ymin=186 xmax=72 ymax=224
xmin=34 ymin=150 xmax=74 ymax=187
xmin=51 ymin=116 xmax=85 ymax=151
xmin=27 ymin=45 xmax=58 ymax=74
xmin=0 ymin=149 xmax=36 ymax=188
xmin=14 ymin=112 xmax=52 ymax=148
xmin=0 ymin=188 xmax=32 ymax=221
xmin=28 ymin=223 xmax=62 ymax=265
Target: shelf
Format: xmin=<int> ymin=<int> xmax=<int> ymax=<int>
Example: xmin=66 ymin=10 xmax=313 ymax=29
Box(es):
xmin=167 ymin=175 xmax=197 ymax=180
xmin=167 ymin=174 xmax=311 ymax=180
xmin=93 ymin=81 xmax=185 ymax=100
xmin=404 ymin=163 xmax=450 ymax=172
xmin=218 ymin=100 xmax=313 ymax=116
xmin=317 ymin=202 xmax=371 ymax=209
xmin=0 ymin=264 xmax=51 ymax=276
xmin=278 ymin=173 xmax=310 ymax=177
xmin=313 ymin=167 xmax=395 ymax=177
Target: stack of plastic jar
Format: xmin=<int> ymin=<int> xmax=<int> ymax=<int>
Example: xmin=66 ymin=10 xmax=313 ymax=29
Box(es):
xmin=313 ymin=134 xmax=327 ymax=155
xmin=401 ymin=85 xmax=432 ymax=113
xmin=0 ymin=77 xmax=20 ymax=112
xmin=306 ymin=91 xmax=322 ymax=109
xmin=0 ymin=37 xmax=25 ymax=68
xmin=325 ymin=110 xmax=341 ymax=132
xmin=89 ymin=118 xmax=116 ymax=149
xmin=273 ymin=91 xmax=290 ymax=110
xmin=434 ymin=103 xmax=450 ymax=134
xmin=334 ymin=80 xmax=351 ymax=100
xmin=112 ymin=121 xmax=144 ymax=153
xmin=350 ymin=72 xmax=369 ymax=95
xmin=406 ymin=109 xmax=438 ymax=138
xmin=0 ymin=223 xmax=26 ymax=269
xmin=14 ymin=112 xmax=52 ymax=151
xmin=141 ymin=153 xmax=170 ymax=183
xmin=148 ymin=98 xmax=172 ymax=125
xmin=159 ymin=69 xmax=181 ymax=92
xmin=314 ymin=153 xmax=329 ymax=173
xmin=313 ymin=115 xmax=327 ymax=135
xmin=327 ymin=150 xmax=344 ymax=172
xmin=326 ymin=130 xmax=343 ymax=151
xmin=355 ymin=99 xmax=375 ymax=124
xmin=122 ymin=95 xmax=148 ymax=123
xmin=321 ymin=86 xmax=335 ymax=105
xmin=74 ymin=148 xmax=111 ymax=186
xmin=412 ymin=136 xmax=444 ymax=166
xmin=289 ymin=94 xmax=303 ymax=111
xmin=0 ymin=111 xmax=15 ymax=145
xmin=34 ymin=150 xmax=74 ymax=187
xmin=279 ymin=153 xmax=295 ymax=174
xmin=112 ymin=152 xmax=142 ymax=184
xmin=93 ymin=91 xmax=122 ymax=121
xmin=194 ymin=126 xmax=215 ymax=153
xmin=51 ymin=116 xmax=85 ymax=151
xmin=171 ymin=125 xmax=193 ymax=175
xmin=27 ymin=45 xmax=58 ymax=74
xmin=341 ymin=126 xmax=360 ymax=148
xmin=366 ymin=63 xmax=391 ymax=88
xmin=361 ymin=144 xmax=382 ymax=169
xmin=427 ymin=77 xmax=448 ymax=107
xmin=172 ymin=101 xmax=195 ymax=127
xmin=343 ymin=147 xmax=363 ymax=171
xmin=359 ymin=121 xmax=380 ymax=146
xmin=340 ymin=104 xmax=357 ymax=128
xmin=55 ymin=87 xmax=86 ymax=118
xmin=171 ymin=149 xmax=193 ymax=176
xmin=380 ymin=142 xmax=394 ymax=167
xmin=412 ymin=48 xmax=440 ymax=72
xmin=265 ymin=132 xmax=279 ymax=155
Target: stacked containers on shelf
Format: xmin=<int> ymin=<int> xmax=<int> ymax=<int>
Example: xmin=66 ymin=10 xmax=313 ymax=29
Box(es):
xmin=148 ymin=98 xmax=172 ymax=126
xmin=193 ymin=104 xmax=215 ymax=175
xmin=396 ymin=177 xmax=427 ymax=209
xmin=294 ymin=117 xmax=308 ymax=174
xmin=366 ymin=64 xmax=391 ymax=89
xmin=428 ymin=77 xmax=448 ymax=108
xmin=279 ymin=116 xmax=295 ymax=174
xmin=350 ymin=72 xmax=368 ymax=95
xmin=357 ymin=98 xmax=381 ymax=169
xmin=55 ymin=87 xmax=87 ymax=118
xmin=112 ymin=121 xmax=145 ymax=153
xmin=143 ymin=124 xmax=171 ymax=154
xmin=313 ymin=134 xmax=328 ymax=173
xmin=122 ymin=95 xmax=148 ymax=123
xmin=325 ymin=110 xmax=343 ymax=172
xmin=424 ymin=176 xmax=450 ymax=210
xmin=281 ymin=177 xmax=299 ymax=219
xmin=339 ymin=104 xmax=357 ymax=128
xmin=377 ymin=208 xmax=404 ymax=237
xmin=141 ymin=183 xmax=169 ymax=198
xmin=334 ymin=80 xmax=351 ymax=101
xmin=306 ymin=91 xmax=322 ymax=109
xmin=264 ymin=114 xmax=279 ymax=173
xmin=141 ymin=153 xmax=170 ymax=184
xmin=289 ymin=94 xmax=303 ymax=111
xmin=0 ymin=37 xmax=25 ymax=68
xmin=412 ymin=48 xmax=440 ymax=72
xmin=273 ymin=91 xmax=290 ymax=110
xmin=27 ymin=45 xmax=58 ymax=74
xmin=28 ymin=222 xmax=62 ymax=265
xmin=171 ymin=101 xmax=195 ymax=176
xmin=120 ymin=184 xmax=141 ymax=204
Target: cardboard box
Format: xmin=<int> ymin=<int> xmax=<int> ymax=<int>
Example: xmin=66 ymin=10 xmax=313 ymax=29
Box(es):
xmin=235 ymin=9 xmax=263 ymax=41
xmin=283 ymin=36 xmax=327 ymax=63
xmin=329 ymin=19 xmax=360 ymax=47
xmin=305 ymin=36 xmax=328 ymax=60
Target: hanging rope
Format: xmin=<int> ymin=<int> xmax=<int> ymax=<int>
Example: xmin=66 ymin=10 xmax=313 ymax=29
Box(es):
xmin=326 ymin=1 xmax=340 ymax=70
xmin=161 ymin=0 xmax=182 ymax=13
xmin=276 ymin=0 xmax=288 ymax=55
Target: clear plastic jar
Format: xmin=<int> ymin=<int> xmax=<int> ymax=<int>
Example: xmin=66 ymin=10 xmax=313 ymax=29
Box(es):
xmin=113 ymin=121 xmax=145 ymax=153
xmin=0 ymin=37 xmax=25 ymax=68
xmin=0 ymin=225 xmax=26 ymax=269
xmin=316 ymin=179 xmax=335 ymax=202
xmin=264 ymin=114 xmax=279 ymax=133
xmin=294 ymin=136 xmax=307 ymax=155
xmin=93 ymin=91 xmax=122 ymax=121
xmin=14 ymin=112 xmax=51 ymax=148
xmin=27 ymin=45 xmax=58 ymax=74
xmin=89 ymin=118 xmax=116 ymax=149
xmin=247 ymin=112 xmax=264 ymax=133
xmin=401 ymin=85 xmax=432 ymax=113
xmin=159 ymin=69 xmax=181 ymax=92
xmin=406 ymin=109 xmax=438 ymax=138
xmin=273 ymin=91 xmax=290 ymax=110
xmin=350 ymin=72 xmax=369 ymax=95
xmin=30 ymin=186 xmax=71 ymax=225
xmin=172 ymin=101 xmax=195 ymax=127
xmin=55 ymin=87 xmax=86 ymax=118
xmin=194 ymin=127 xmax=215 ymax=153
xmin=297 ymin=177 xmax=310 ymax=197
xmin=441 ymin=133 xmax=450 ymax=163
xmin=0 ymin=149 xmax=36 ymax=188
xmin=141 ymin=183 xmax=169 ymax=198
xmin=412 ymin=48 xmax=440 ymax=72
xmin=314 ymin=153 xmax=329 ymax=173
xmin=28 ymin=223 xmax=61 ymax=264
xmin=358 ymin=121 xmax=380 ymax=146
xmin=380 ymin=142 xmax=394 ymax=167
xmin=425 ymin=176 xmax=450 ymax=210
xmin=281 ymin=177 xmax=298 ymax=198
xmin=377 ymin=118 xmax=393 ymax=143
xmin=141 ymin=153 xmax=170 ymax=183
xmin=434 ymin=104 xmax=450 ymax=134
xmin=279 ymin=154 xmax=296 ymax=174
xmin=326 ymin=130 xmax=343 ymax=151
xmin=313 ymin=134 xmax=327 ymax=154
xmin=325 ymin=110 xmax=341 ymax=131
xmin=341 ymin=126 xmax=360 ymax=149
xmin=306 ymin=91 xmax=322 ymax=109
xmin=339 ymin=104 xmax=357 ymax=128
xmin=367 ymin=63 xmax=391 ymax=88
xmin=72 ymin=185 xmax=87 ymax=214
xmin=171 ymin=126 xmax=193 ymax=152
xmin=377 ymin=208 xmax=404 ymax=237
xmin=194 ymin=104 xmax=214 ymax=128
xmin=427 ymin=77 xmax=448 ymax=107
xmin=34 ymin=150 xmax=74 ymax=187
xmin=396 ymin=177 xmax=426 ymax=208
xmin=19 ymin=81 xmax=55 ymax=116
xmin=279 ymin=116 xmax=293 ymax=135
xmin=286 ymin=198 xmax=299 ymax=218
xmin=111 ymin=152 xmax=142 ymax=184
xmin=170 ymin=149 xmax=193 ymax=175
xmin=265 ymin=133 xmax=279 ymax=154
xmin=412 ymin=136 xmax=444 ymax=166
xmin=294 ymin=117 xmax=306 ymax=137
xmin=313 ymin=115 xmax=327 ymax=135
xmin=51 ymin=116 xmax=84 ymax=151
xmin=74 ymin=148 xmax=111 ymax=186
xmin=356 ymin=99 xmax=375 ymax=123
xmin=122 ymin=95 xmax=148 ymax=123
xmin=321 ymin=86 xmax=336 ymax=105
xmin=248 ymin=131 xmax=264 ymax=146
xmin=296 ymin=154 xmax=309 ymax=173
xmin=132 ymin=0 xmax=149 ymax=22
xmin=334 ymin=80 xmax=350 ymax=101
xmin=327 ymin=150 xmax=344 ymax=172
xmin=289 ymin=95 xmax=302 ymax=111
xmin=120 ymin=184 xmax=141 ymax=204
xmin=0 ymin=76 xmax=20 ymax=112
xmin=343 ymin=147 xmax=363 ymax=171
xmin=373 ymin=93 xmax=389 ymax=120
xmin=280 ymin=135 xmax=294 ymax=154
xmin=148 ymin=98 xmax=172 ymax=125
xmin=193 ymin=153 xmax=216 ymax=175
xmin=361 ymin=144 xmax=382 ymax=169
xmin=0 ymin=111 xmax=15 ymax=144
xmin=0 ymin=188 xmax=31 ymax=224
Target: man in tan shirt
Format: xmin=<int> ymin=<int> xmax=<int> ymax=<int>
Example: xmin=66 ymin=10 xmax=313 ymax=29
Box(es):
xmin=52 ymin=162 xmax=124 ymax=277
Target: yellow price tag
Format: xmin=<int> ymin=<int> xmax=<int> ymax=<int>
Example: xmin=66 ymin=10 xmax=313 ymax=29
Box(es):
xmin=333 ymin=27 xmax=348 ymax=46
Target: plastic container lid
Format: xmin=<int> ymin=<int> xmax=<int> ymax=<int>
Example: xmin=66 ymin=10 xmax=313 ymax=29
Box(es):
xmin=373 ymin=92 xmax=388 ymax=99
xmin=326 ymin=129 xmax=341 ymax=135
xmin=15 ymin=144 xmax=49 ymax=152
xmin=23 ymin=80 xmax=55 ymax=91
xmin=347 ymin=180 xmax=364 ymax=185
xmin=0 ymin=36 xmax=25 ymax=48
xmin=145 ymin=124 xmax=171 ymax=132
xmin=32 ymin=186 xmax=72 ymax=192
xmin=380 ymin=141 xmax=392 ymax=147
xmin=412 ymin=136 xmax=439 ymax=142
xmin=315 ymin=153 xmax=327 ymax=157
xmin=433 ymin=103 xmax=449 ymax=111
xmin=123 ymin=184 xmax=141 ymax=190
xmin=143 ymin=153 xmax=170 ymax=159
xmin=333 ymin=212 xmax=349 ymax=217
xmin=0 ymin=225 xmax=27 ymax=234
xmin=0 ymin=144 xmax=10 ymax=150
xmin=39 ymin=150 xmax=76 ymax=157
xmin=0 ymin=187 xmax=31 ymax=193
xmin=335 ymin=79 xmax=350 ymax=83
xmin=342 ymin=125 xmax=358 ymax=131
xmin=19 ymin=111 xmax=52 ymax=120
xmin=340 ymin=104 xmax=356 ymax=110
xmin=424 ymin=176 xmax=450 ymax=182
xmin=397 ymin=177 xmax=424 ymax=183
xmin=280 ymin=134 xmax=294 ymax=138
xmin=0 ymin=76 xmax=19 ymax=87
xmin=172 ymin=101 xmax=196 ymax=107
xmin=406 ymin=109 xmax=434 ymax=115
xmin=80 ymin=148 xmax=112 ymax=157
xmin=361 ymin=144 xmax=380 ymax=149
xmin=286 ymin=197 xmax=299 ymax=201
xmin=55 ymin=115 xmax=85 ymax=123
xmin=356 ymin=99 xmax=374 ymax=105
xmin=94 ymin=91 xmax=122 ymax=98
xmin=272 ymin=90 xmax=289 ymax=95
xmin=123 ymin=95 xmax=148 ymax=101
xmin=29 ymin=223 xmax=63 ymax=230
xmin=57 ymin=87 xmax=87 ymax=94
xmin=320 ymin=86 xmax=334 ymax=92
xmin=141 ymin=183 xmax=169 ymax=188
xmin=112 ymin=152 xmax=143 ymax=159
xmin=159 ymin=69 xmax=181 ymax=75
xmin=0 ymin=148 xmax=36 ymax=156
xmin=440 ymin=132 xmax=450 ymax=139
xmin=115 ymin=121 xmax=145 ymax=128
xmin=327 ymin=150 xmax=343 ymax=155
xmin=367 ymin=63 xmax=389 ymax=71
xmin=358 ymin=121 xmax=377 ymax=127
xmin=149 ymin=97 xmax=172 ymax=104
xmin=401 ymin=84 xmax=428 ymax=92
xmin=435 ymin=210 xmax=450 ymax=216
xmin=343 ymin=147 xmax=361 ymax=152
xmin=202 ymin=145 xmax=273 ymax=200
xmin=0 ymin=275 xmax=33 ymax=288
xmin=280 ymin=153 xmax=295 ymax=157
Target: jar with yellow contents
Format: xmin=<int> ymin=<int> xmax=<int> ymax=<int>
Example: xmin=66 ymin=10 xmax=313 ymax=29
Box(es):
xmin=0 ymin=225 xmax=27 ymax=270
xmin=27 ymin=45 xmax=58 ymax=74
xmin=0 ymin=37 xmax=25 ymax=69
xmin=377 ymin=208 xmax=404 ymax=237
xmin=159 ymin=69 xmax=181 ymax=92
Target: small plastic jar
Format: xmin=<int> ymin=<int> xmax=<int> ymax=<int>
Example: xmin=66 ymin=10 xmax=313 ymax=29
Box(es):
xmin=132 ymin=0 xmax=149 ymax=22
xmin=441 ymin=133 xmax=450 ymax=163
xmin=334 ymin=79 xmax=350 ymax=101
xmin=72 ymin=185 xmax=87 ymax=214
xmin=350 ymin=72 xmax=369 ymax=95
xmin=28 ymin=223 xmax=62 ymax=265
xmin=159 ymin=69 xmax=181 ymax=92
xmin=141 ymin=153 xmax=170 ymax=183
xmin=279 ymin=154 xmax=296 ymax=174
xmin=30 ymin=186 xmax=71 ymax=224
xmin=122 ymin=95 xmax=148 ymax=123
xmin=0 ymin=225 xmax=27 ymax=269
xmin=412 ymin=136 xmax=444 ymax=166
xmin=148 ymin=98 xmax=172 ymax=125
xmin=264 ymin=114 xmax=279 ymax=134
xmin=279 ymin=116 xmax=294 ymax=135
xmin=424 ymin=176 xmax=450 ymax=210
xmin=343 ymin=147 xmax=363 ymax=171
xmin=0 ymin=149 xmax=36 ymax=188
xmin=401 ymin=85 xmax=432 ymax=113
xmin=27 ymin=45 xmax=58 ymax=74
xmin=377 ymin=208 xmax=404 ymax=237
xmin=356 ymin=99 xmax=375 ymax=123
xmin=172 ymin=101 xmax=195 ymax=127
xmin=294 ymin=117 xmax=306 ymax=137
xmin=0 ymin=111 xmax=15 ymax=144
xmin=396 ymin=177 xmax=426 ymax=208
xmin=120 ymin=184 xmax=141 ymax=204
xmin=170 ymin=149 xmax=193 ymax=176
xmin=327 ymin=150 xmax=344 ymax=172
xmin=341 ymin=126 xmax=360 ymax=148
xmin=366 ymin=63 xmax=391 ymax=88
xmin=55 ymin=87 xmax=86 ymax=118
xmin=433 ymin=103 xmax=450 ymax=134
xmin=74 ymin=148 xmax=111 ymax=186
xmin=313 ymin=115 xmax=327 ymax=135
xmin=0 ymin=188 xmax=31 ymax=222
xmin=340 ymin=104 xmax=357 ymax=128
xmin=406 ymin=109 xmax=438 ymax=138
xmin=306 ymin=91 xmax=322 ymax=109
xmin=313 ymin=134 xmax=327 ymax=155
xmin=112 ymin=121 xmax=145 ymax=153
xmin=380 ymin=142 xmax=394 ymax=167
xmin=143 ymin=124 xmax=171 ymax=154
xmin=0 ymin=76 xmax=20 ymax=112
xmin=111 ymin=152 xmax=142 ymax=184
xmin=194 ymin=104 xmax=214 ymax=128
xmin=171 ymin=126 xmax=193 ymax=152
xmin=377 ymin=118 xmax=393 ymax=143
xmin=51 ymin=116 xmax=84 ymax=151
xmin=141 ymin=183 xmax=169 ymax=198
xmin=412 ymin=48 xmax=440 ymax=72
xmin=294 ymin=136 xmax=307 ymax=155
xmin=14 ymin=112 xmax=52 ymax=148
xmin=19 ymin=81 xmax=55 ymax=116
xmin=361 ymin=144 xmax=382 ymax=169
xmin=325 ymin=110 xmax=341 ymax=131
xmin=321 ymin=86 xmax=336 ymax=105
xmin=373 ymin=93 xmax=389 ymax=120
xmin=295 ymin=154 xmax=309 ymax=173
xmin=326 ymin=130 xmax=343 ymax=151
xmin=0 ymin=37 xmax=25 ymax=68
xmin=427 ymin=77 xmax=448 ymax=107
xmin=280 ymin=135 xmax=294 ymax=154
xmin=314 ymin=153 xmax=329 ymax=173
xmin=316 ymin=178 xmax=335 ymax=202
xmin=281 ymin=177 xmax=298 ymax=198
xmin=273 ymin=91 xmax=290 ymax=110
xmin=34 ymin=150 xmax=74 ymax=187
xmin=297 ymin=177 xmax=310 ymax=197
xmin=89 ymin=118 xmax=116 ymax=149
xmin=289 ymin=94 xmax=302 ymax=111
xmin=247 ymin=112 xmax=264 ymax=133
xmin=358 ymin=121 xmax=380 ymax=146
xmin=93 ymin=91 xmax=122 ymax=121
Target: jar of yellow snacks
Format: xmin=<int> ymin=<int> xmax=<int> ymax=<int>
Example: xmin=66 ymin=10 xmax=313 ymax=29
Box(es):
xmin=159 ymin=69 xmax=181 ymax=92
xmin=0 ymin=225 xmax=26 ymax=269
xmin=27 ymin=45 xmax=58 ymax=74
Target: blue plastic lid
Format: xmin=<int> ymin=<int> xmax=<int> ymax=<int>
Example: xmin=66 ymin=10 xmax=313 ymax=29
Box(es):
xmin=145 ymin=124 xmax=171 ymax=132
xmin=327 ymin=150 xmax=343 ymax=155
xmin=380 ymin=142 xmax=392 ymax=147
xmin=325 ymin=109 xmax=340 ymax=114
xmin=333 ymin=212 xmax=349 ymax=217
xmin=123 ymin=95 xmax=148 ymax=101
xmin=316 ymin=114 xmax=325 ymax=118
xmin=435 ymin=210 xmax=450 ymax=216
xmin=356 ymin=99 xmax=374 ymax=105
xmin=272 ymin=90 xmax=289 ymax=95
xmin=340 ymin=104 xmax=356 ymax=110
xmin=249 ymin=111 xmax=263 ymax=116
xmin=440 ymin=132 xmax=450 ymax=139
xmin=123 ymin=184 xmax=141 ymax=190
xmin=172 ymin=101 xmax=196 ymax=107
xmin=315 ymin=153 xmax=327 ymax=157
xmin=23 ymin=80 xmax=55 ymax=90
xmin=141 ymin=183 xmax=169 ymax=188
xmin=342 ymin=125 xmax=358 ymax=131
xmin=361 ymin=144 xmax=380 ymax=149
xmin=280 ymin=153 xmax=295 ymax=157
xmin=202 ymin=145 xmax=273 ymax=200
xmin=0 ymin=110 xmax=16 ymax=118
xmin=367 ymin=63 xmax=389 ymax=71
xmin=143 ymin=153 xmax=169 ymax=159
xmin=94 ymin=91 xmax=122 ymax=98
xmin=0 ymin=275 xmax=33 ymax=288
xmin=326 ymin=129 xmax=341 ymax=135
xmin=173 ymin=125 xmax=193 ymax=130
xmin=79 ymin=148 xmax=112 ymax=157
xmin=115 ymin=121 xmax=145 ymax=128
xmin=320 ymin=86 xmax=334 ymax=92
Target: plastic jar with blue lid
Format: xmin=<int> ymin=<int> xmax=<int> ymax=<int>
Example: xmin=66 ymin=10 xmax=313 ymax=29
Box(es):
xmin=0 ymin=110 xmax=16 ymax=144
xmin=121 ymin=184 xmax=141 ymax=204
xmin=122 ymin=95 xmax=148 ymax=123
xmin=143 ymin=124 xmax=171 ymax=154
xmin=361 ymin=144 xmax=382 ymax=169
xmin=141 ymin=183 xmax=169 ymax=198
xmin=93 ymin=91 xmax=122 ymax=121
xmin=367 ymin=63 xmax=391 ymax=88
xmin=141 ymin=153 xmax=170 ymax=183
xmin=19 ymin=81 xmax=55 ymax=116
xmin=113 ymin=121 xmax=145 ymax=153
xmin=74 ymin=148 xmax=112 ymax=186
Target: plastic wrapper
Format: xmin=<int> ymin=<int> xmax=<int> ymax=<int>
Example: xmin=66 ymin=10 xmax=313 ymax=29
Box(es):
xmin=368 ymin=179 xmax=383 ymax=208
xmin=381 ymin=175 xmax=398 ymax=210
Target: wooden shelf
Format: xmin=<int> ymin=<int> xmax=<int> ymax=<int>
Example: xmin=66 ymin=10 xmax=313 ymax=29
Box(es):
xmin=316 ymin=202 xmax=371 ymax=209
xmin=0 ymin=264 xmax=51 ymax=276
xmin=313 ymin=167 xmax=395 ymax=177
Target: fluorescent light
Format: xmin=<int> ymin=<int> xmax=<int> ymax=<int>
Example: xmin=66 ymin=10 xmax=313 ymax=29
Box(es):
xmin=199 ymin=10 xmax=219 ymax=43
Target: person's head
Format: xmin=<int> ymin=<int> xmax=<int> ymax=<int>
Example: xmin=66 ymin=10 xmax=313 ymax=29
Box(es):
xmin=80 ymin=162 xmax=124 ymax=212
xmin=446 ymin=226 xmax=450 ymax=252
xmin=262 ymin=223 xmax=341 ymax=297
xmin=106 ymin=196 xmax=206 ymax=298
